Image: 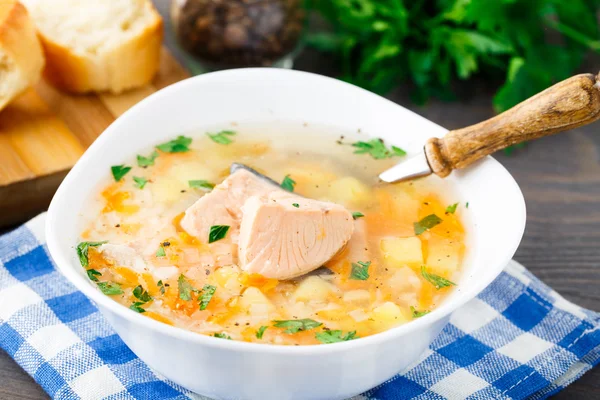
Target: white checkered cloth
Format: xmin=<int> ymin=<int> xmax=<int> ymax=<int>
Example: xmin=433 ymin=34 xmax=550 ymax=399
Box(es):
xmin=0 ymin=214 xmax=598 ymax=399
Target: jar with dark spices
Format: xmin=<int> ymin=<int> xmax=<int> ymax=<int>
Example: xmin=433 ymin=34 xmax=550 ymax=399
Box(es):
xmin=171 ymin=0 xmax=305 ymax=69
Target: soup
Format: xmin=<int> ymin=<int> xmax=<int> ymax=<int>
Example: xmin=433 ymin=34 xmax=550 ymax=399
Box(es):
xmin=78 ymin=124 xmax=466 ymax=345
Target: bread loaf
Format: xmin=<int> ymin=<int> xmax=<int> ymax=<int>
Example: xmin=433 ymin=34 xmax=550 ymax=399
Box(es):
xmin=21 ymin=0 xmax=163 ymax=94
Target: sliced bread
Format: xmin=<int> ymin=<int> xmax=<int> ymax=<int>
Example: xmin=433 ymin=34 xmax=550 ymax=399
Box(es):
xmin=0 ymin=0 xmax=45 ymax=111
xmin=21 ymin=0 xmax=163 ymax=94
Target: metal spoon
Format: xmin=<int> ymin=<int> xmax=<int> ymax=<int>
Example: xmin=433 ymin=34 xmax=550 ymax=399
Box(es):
xmin=380 ymin=72 xmax=600 ymax=183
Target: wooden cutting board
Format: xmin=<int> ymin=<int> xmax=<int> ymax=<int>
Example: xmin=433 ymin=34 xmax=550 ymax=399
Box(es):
xmin=0 ymin=48 xmax=189 ymax=228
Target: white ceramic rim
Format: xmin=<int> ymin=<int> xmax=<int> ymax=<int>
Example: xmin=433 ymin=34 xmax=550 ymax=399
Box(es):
xmin=46 ymin=68 xmax=526 ymax=355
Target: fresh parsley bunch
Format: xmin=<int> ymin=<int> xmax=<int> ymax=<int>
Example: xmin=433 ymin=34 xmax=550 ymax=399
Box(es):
xmin=307 ymin=0 xmax=600 ymax=112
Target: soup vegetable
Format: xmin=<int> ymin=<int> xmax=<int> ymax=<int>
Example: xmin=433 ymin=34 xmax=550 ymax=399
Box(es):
xmin=78 ymin=125 xmax=465 ymax=345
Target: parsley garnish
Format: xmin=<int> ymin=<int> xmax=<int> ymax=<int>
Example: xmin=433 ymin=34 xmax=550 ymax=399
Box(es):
xmin=411 ymin=306 xmax=430 ymax=318
xmin=97 ymin=282 xmax=123 ymax=295
xmin=111 ymin=165 xmax=131 ymax=182
xmin=76 ymin=241 xmax=107 ymax=267
xmin=350 ymin=261 xmax=371 ymax=280
xmin=199 ymin=284 xmax=217 ymax=310
xmin=352 ymin=212 xmax=364 ymax=220
xmin=315 ymin=330 xmax=358 ymax=344
xmin=137 ymin=151 xmax=158 ymax=167
xmin=156 ymin=136 xmax=192 ymax=153
xmin=351 ymin=139 xmax=406 ymax=160
xmin=273 ymin=319 xmax=323 ymax=334
xmin=86 ymin=269 xmax=102 ymax=282
xmin=178 ymin=274 xmax=197 ymax=301
xmin=189 ymin=180 xmax=215 ymax=190
xmin=414 ymin=214 xmax=442 ymax=235
xmin=129 ymin=302 xmax=146 ymax=313
xmin=157 ymin=280 xmax=166 ymax=295
xmin=156 ymin=246 xmax=166 ymax=257
xmin=213 ymin=332 xmax=232 ymax=339
xmin=292 ymin=203 xmax=300 ymax=208
xmin=421 ymin=266 xmax=456 ymax=289
xmin=466 ymin=202 xmax=470 ymax=209
xmin=133 ymin=285 xmax=152 ymax=302
xmin=280 ymin=175 xmax=296 ymax=192
xmin=133 ymin=176 xmax=148 ymax=189
xmin=207 ymin=130 xmax=236 ymax=145
xmin=208 ymin=225 xmax=230 ymax=243
xmin=445 ymin=203 xmax=458 ymax=214
xmin=256 ymin=326 xmax=268 ymax=339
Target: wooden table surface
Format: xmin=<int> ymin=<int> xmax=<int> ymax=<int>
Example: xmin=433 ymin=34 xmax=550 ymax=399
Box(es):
xmin=1 ymin=3 xmax=598 ymax=399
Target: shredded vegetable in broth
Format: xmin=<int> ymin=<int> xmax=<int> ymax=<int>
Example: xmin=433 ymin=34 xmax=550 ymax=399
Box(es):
xmin=79 ymin=124 xmax=466 ymax=345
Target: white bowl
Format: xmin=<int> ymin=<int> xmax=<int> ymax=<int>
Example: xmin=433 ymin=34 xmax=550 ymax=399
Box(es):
xmin=46 ymin=69 xmax=526 ymax=400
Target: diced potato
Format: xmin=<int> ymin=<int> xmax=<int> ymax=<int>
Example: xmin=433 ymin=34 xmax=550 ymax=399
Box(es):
xmin=211 ymin=266 xmax=243 ymax=295
xmin=426 ymin=235 xmax=462 ymax=275
xmin=343 ymin=289 xmax=371 ymax=304
xmin=150 ymin=177 xmax=186 ymax=204
xmin=370 ymin=302 xmax=408 ymax=331
xmin=293 ymin=276 xmax=337 ymax=302
xmin=386 ymin=189 xmax=420 ymax=223
xmin=239 ymin=287 xmax=274 ymax=311
xmin=326 ymin=177 xmax=371 ymax=207
xmin=380 ymin=237 xmax=423 ymax=266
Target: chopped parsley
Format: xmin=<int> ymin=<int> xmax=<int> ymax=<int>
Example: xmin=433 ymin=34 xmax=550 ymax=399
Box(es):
xmin=157 ymin=280 xmax=166 ymax=295
xmin=178 ymin=274 xmax=197 ymax=301
xmin=207 ymin=130 xmax=236 ymax=145
xmin=76 ymin=241 xmax=107 ymax=267
xmin=445 ymin=203 xmax=459 ymax=214
xmin=411 ymin=306 xmax=430 ymax=318
xmin=466 ymin=202 xmax=470 ymax=208
xmin=280 ymin=175 xmax=296 ymax=192
xmin=156 ymin=136 xmax=192 ymax=153
xmin=414 ymin=214 xmax=442 ymax=235
xmin=213 ymin=332 xmax=232 ymax=339
xmin=111 ymin=165 xmax=131 ymax=182
xmin=199 ymin=284 xmax=217 ymax=310
xmin=421 ymin=266 xmax=456 ymax=290
xmin=129 ymin=302 xmax=146 ymax=313
xmin=137 ymin=151 xmax=158 ymax=167
xmin=352 ymin=212 xmax=364 ymax=220
xmin=315 ymin=330 xmax=358 ymax=344
xmin=86 ymin=269 xmax=102 ymax=282
xmin=256 ymin=326 xmax=268 ymax=339
xmin=188 ymin=180 xmax=215 ymax=190
xmin=97 ymin=282 xmax=123 ymax=295
xmin=292 ymin=203 xmax=300 ymax=208
xmin=133 ymin=176 xmax=148 ymax=189
xmin=133 ymin=285 xmax=152 ymax=303
xmin=351 ymin=139 xmax=406 ymax=160
xmin=208 ymin=225 xmax=230 ymax=243
xmin=350 ymin=261 xmax=371 ymax=280
xmin=156 ymin=246 xmax=166 ymax=257
xmin=273 ymin=319 xmax=323 ymax=334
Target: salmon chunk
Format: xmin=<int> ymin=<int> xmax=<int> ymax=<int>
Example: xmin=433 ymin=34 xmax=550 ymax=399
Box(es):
xmin=238 ymin=192 xmax=354 ymax=280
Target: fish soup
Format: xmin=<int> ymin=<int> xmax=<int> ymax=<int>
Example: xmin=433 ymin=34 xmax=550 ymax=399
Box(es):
xmin=79 ymin=124 xmax=466 ymax=345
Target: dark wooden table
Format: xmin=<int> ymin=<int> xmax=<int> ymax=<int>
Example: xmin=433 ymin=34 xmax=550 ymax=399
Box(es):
xmin=1 ymin=3 xmax=598 ymax=400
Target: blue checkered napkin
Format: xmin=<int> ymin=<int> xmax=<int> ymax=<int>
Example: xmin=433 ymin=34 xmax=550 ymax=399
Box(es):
xmin=0 ymin=214 xmax=599 ymax=400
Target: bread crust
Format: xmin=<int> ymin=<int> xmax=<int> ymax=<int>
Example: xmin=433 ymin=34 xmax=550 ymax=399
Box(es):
xmin=37 ymin=1 xmax=163 ymax=94
xmin=0 ymin=0 xmax=45 ymax=110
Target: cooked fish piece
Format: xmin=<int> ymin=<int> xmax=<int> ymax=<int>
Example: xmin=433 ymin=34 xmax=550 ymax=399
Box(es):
xmin=238 ymin=191 xmax=354 ymax=280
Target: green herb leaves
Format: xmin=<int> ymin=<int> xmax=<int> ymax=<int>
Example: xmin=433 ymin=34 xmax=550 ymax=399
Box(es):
xmin=157 ymin=280 xmax=166 ymax=295
xmin=155 ymin=246 xmax=166 ymax=257
xmin=97 ymin=282 xmax=123 ymax=295
xmin=445 ymin=203 xmax=458 ymax=214
xmin=178 ymin=274 xmax=196 ymax=301
xmin=189 ymin=180 xmax=215 ymax=190
xmin=315 ymin=330 xmax=357 ymax=344
xmin=256 ymin=326 xmax=268 ymax=339
xmin=273 ymin=319 xmax=323 ymax=334
xmin=351 ymin=139 xmax=406 ymax=160
xmin=411 ymin=306 xmax=430 ymax=318
xmin=77 ymin=241 xmax=107 ymax=267
xmin=156 ymin=136 xmax=192 ymax=153
xmin=208 ymin=225 xmax=230 ymax=243
xmin=177 ymin=275 xmax=217 ymax=310
xmin=352 ymin=212 xmax=364 ymax=220
xmin=280 ymin=175 xmax=296 ymax=192
xmin=414 ymin=214 xmax=442 ymax=235
xmin=421 ymin=266 xmax=456 ymax=290
xmin=137 ymin=151 xmax=158 ymax=167
xmin=350 ymin=261 xmax=371 ymax=280
xmin=133 ymin=285 xmax=152 ymax=302
xmin=207 ymin=130 xmax=236 ymax=145
xmin=111 ymin=165 xmax=131 ymax=182
xmin=87 ymin=269 xmax=102 ymax=282
xmin=133 ymin=176 xmax=148 ymax=189
xmin=130 ymin=302 xmax=146 ymax=313
xmin=292 ymin=203 xmax=300 ymax=208
xmin=199 ymin=285 xmax=217 ymax=310
xmin=213 ymin=333 xmax=232 ymax=339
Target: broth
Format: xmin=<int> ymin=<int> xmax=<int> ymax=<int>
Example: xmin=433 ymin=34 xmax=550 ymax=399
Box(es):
xmin=79 ymin=124 xmax=466 ymax=345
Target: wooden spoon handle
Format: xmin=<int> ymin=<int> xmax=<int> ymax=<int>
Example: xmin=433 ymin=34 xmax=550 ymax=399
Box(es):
xmin=425 ymin=72 xmax=600 ymax=177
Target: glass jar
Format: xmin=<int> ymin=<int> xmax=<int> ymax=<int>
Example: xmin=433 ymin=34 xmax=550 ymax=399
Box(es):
xmin=171 ymin=0 xmax=305 ymax=70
